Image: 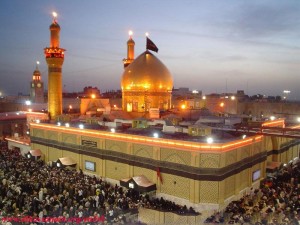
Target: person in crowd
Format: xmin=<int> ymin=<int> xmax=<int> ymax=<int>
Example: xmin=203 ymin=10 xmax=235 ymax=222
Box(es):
xmin=0 ymin=140 xmax=198 ymax=225
xmin=205 ymin=160 xmax=300 ymax=224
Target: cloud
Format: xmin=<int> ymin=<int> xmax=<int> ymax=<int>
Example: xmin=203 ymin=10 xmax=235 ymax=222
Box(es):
xmin=231 ymin=2 xmax=300 ymax=38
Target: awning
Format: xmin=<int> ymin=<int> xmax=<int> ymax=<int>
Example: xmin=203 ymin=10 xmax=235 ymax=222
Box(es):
xmin=29 ymin=149 xmax=42 ymax=157
xmin=120 ymin=175 xmax=156 ymax=193
xmin=57 ymin=157 xmax=77 ymax=166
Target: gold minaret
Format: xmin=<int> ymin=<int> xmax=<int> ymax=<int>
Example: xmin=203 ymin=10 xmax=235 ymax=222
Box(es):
xmin=123 ymin=30 xmax=135 ymax=68
xmin=44 ymin=12 xmax=65 ymax=119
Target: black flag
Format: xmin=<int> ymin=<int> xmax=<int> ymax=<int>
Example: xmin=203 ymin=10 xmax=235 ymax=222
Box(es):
xmin=146 ymin=37 xmax=159 ymax=52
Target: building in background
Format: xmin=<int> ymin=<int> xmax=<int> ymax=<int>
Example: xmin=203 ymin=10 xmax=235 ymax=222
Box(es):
xmin=30 ymin=62 xmax=44 ymax=103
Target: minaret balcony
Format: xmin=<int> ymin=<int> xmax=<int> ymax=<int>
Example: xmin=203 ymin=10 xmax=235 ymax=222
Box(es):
xmin=44 ymin=47 xmax=65 ymax=58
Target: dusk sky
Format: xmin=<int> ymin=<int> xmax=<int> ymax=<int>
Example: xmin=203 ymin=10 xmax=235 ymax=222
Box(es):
xmin=0 ymin=1 xmax=299 ymax=99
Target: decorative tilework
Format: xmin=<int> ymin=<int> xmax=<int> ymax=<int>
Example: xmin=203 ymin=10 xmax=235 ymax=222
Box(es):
xmin=252 ymin=142 xmax=261 ymax=155
xmin=200 ymin=181 xmax=219 ymax=203
xmin=161 ymin=148 xmax=191 ymax=166
xmin=240 ymin=169 xmax=249 ymax=190
xmin=62 ymin=133 xmax=76 ymax=144
xmin=199 ymin=153 xmax=220 ymax=168
xmin=138 ymin=208 xmax=156 ymax=225
xmin=48 ymin=147 xmax=62 ymax=162
xmin=32 ymin=128 xmax=44 ymax=138
xmin=173 ymin=215 xmax=188 ymax=225
xmin=161 ymin=174 xmax=190 ymax=200
xmin=105 ymin=160 xmax=127 ymax=180
xmin=239 ymin=146 xmax=250 ymax=161
xmin=48 ymin=131 xmax=58 ymax=141
xmin=164 ymin=212 xmax=174 ymax=224
xmin=105 ymin=140 xmax=125 ymax=152
xmin=225 ymin=150 xmax=237 ymax=166
xmin=133 ymin=144 xmax=153 ymax=159
xmin=224 ymin=176 xmax=235 ymax=199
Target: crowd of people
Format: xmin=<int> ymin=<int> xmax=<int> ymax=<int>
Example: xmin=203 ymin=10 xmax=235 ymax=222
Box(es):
xmin=205 ymin=160 xmax=300 ymax=225
xmin=0 ymin=140 xmax=198 ymax=225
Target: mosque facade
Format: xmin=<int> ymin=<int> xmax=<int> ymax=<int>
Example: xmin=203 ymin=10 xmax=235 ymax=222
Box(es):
xmin=23 ymin=14 xmax=300 ymax=221
xmin=29 ymin=119 xmax=300 ymax=213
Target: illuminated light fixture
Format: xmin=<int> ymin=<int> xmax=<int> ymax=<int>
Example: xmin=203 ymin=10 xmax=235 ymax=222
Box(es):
xmin=181 ymin=104 xmax=186 ymax=109
xmin=231 ymin=96 xmax=235 ymax=100
xmin=30 ymin=123 xmax=264 ymax=152
xmin=283 ymin=163 xmax=287 ymax=167
xmin=69 ymin=105 xmax=72 ymax=109
xmin=26 ymin=131 xmax=29 ymax=135
xmin=79 ymin=124 xmax=84 ymax=129
xmin=225 ymin=96 xmax=229 ymax=99
xmin=111 ymin=128 xmax=116 ymax=133
xmin=36 ymin=120 xmax=40 ymax=123
xmin=25 ymin=100 xmax=31 ymax=106
xmin=57 ymin=122 xmax=61 ymax=126
xmin=192 ymin=90 xmax=199 ymax=94
xmin=297 ymin=117 xmax=300 ymax=123
xmin=242 ymin=134 xmax=247 ymax=139
xmin=220 ymin=102 xmax=224 ymax=107
xmin=28 ymin=109 xmax=32 ymax=112
xmin=113 ymin=104 xmax=117 ymax=108
xmin=52 ymin=11 xmax=57 ymax=19
xmin=202 ymin=96 xmax=206 ymax=100
xmin=270 ymin=116 xmax=275 ymax=121
xmin=16 ymin=112 xmax=19 ymax=115
xmin=91 ymin=94 xmax=96 ymax=99
xmin=65 ymin=123 xmax=70 ymax=128
xmin=207 ymin=137 xmax=214 ymax=144
xmin=128 ymin=30 xmax=133 ymax=37
xmin=153 ymin=132 xmax=159 ymax=138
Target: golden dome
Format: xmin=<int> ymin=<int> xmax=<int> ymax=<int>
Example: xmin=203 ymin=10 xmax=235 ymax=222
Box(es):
xmin=121 ymin=51 xmax=173 ymax=91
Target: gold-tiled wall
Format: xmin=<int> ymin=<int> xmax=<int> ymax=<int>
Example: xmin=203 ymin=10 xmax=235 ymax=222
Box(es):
xmin=133 ymin=144 xmax=154 ymax=159
xmin=62 ymin=133 xmax=77 ymax=144
xmin=30 ymin=125 xmax=299 ymax=206
xmin=161 ymin=148 xmax=191 ymax=165
xmin=105 ymin=139 xmax=126 ymax=152
xmin=105 ymin=160 xmax=128 ymax=180
xmin=160 ymin=174 xmax=190 ymax=200
xmin=199 ymin=153 xmax=220 ymax=168
xmin=200 ymin=181 xmax=219 ymax=203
